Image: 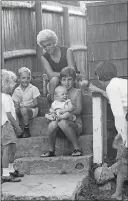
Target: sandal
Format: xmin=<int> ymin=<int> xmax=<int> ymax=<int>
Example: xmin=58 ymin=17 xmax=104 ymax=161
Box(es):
xmin=72 ymin=149 xmax=82 ymax=156
xmin=40 ymin=151 xmax=55 ymax=157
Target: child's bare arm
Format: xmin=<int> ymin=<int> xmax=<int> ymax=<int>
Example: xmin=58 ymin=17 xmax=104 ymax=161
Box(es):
xmin=6 ymin=112 xmax=22 ymax=135
xmin=59 ymin=101 xmax=74 ymax=114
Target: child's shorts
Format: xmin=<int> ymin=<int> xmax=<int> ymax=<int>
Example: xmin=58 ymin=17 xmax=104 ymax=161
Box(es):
xmin=1 ymin=121 xmax=17 ymax=146
xmin=116 ymin=145 xmax=128 ymax=177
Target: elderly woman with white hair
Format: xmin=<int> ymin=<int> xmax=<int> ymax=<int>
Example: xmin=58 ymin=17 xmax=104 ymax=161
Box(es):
xmin=37 ymin=29 xmax=78 ymax=101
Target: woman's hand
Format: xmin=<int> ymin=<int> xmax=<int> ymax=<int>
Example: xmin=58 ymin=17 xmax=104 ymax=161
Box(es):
xmin=89 ymin=83 xmax=102 ymax=93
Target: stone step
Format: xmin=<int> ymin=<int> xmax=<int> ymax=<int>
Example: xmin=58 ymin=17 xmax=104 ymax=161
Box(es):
xmin=14 ymin=155 xmax=92 ymax=175
xmin=2 ymin=174 xmax=89 ymax=201
xmin=28 ymin=117 xmax=48 ymax=137
xmin=15 ymin=135 xmax=93 ymax=158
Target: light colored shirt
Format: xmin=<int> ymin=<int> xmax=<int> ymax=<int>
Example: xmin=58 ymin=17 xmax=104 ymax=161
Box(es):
xmin=51 ymin=99 xmax=72 ymax=111
xmin=12 ymin=83 xmax=40 ymax=106
xmin=2 ymin=93 xmax=16 ymax=122
xmin=2 ymin=103 xmax=8 ymax=126
xmin=106 ymin=78 xmax=128 ymax=147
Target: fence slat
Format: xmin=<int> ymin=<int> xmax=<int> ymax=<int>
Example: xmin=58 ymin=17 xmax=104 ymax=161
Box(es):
xmin=3 ymin=49 xmax=36 ymax=60
xmin=63 ymin=7 xmax=70 ymax=46
xmin=35 ymin=1 xmax=43 ymax=72
xmin=2 ymin=1 xmax=34 ymax=9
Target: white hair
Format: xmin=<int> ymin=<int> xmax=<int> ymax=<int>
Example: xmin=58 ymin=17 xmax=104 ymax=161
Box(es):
xmin=18 ymin=67 xmax=31 ymax=77
xmin=37 ymin=29 xmax=58 ymax=47
xmin=1 ymin=69 xmax=17 ymax=94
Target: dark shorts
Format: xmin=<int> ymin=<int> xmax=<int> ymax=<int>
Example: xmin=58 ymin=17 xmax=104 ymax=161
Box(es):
xmin=1 ymin=121 xmax=17 ymax=146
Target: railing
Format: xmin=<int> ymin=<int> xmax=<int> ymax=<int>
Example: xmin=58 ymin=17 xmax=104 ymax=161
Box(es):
xmin=92 ymin=92 xmax=107 ymax=164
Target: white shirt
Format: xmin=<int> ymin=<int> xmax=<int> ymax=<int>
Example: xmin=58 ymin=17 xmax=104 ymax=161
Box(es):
xmin=12 ymin=83 xmax=40 ymax=106
xmin=106 ymin=78 xmax=128 ymax=147
xmin=2 ymin=103 xmax=8 ymax=126
xmin=2 ymin=93 xmax=16 ymax=121
xmin=51 ymin=99 xmax=71 ymax=111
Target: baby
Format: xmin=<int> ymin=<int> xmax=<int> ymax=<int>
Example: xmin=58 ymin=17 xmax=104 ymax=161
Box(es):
xmin=45 ymin=86 xmax=76 ymax=121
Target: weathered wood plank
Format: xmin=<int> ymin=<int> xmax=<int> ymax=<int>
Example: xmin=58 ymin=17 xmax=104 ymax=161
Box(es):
xmin=3 ymin=49 xmax=36 ymax=60
xmin=87 ymin=3 xmax=127 ymax=25
xmin=2 ymin=1 xmax=34 ymax=9
xmin=35 ymin=1 xmax=42 ymax=72
xmin=63 ymin=7 xmax=70 ymax=46
xmin=88 ymin=41 xmax=127 ymax=61
xmin=87 ymin=22 xmax=127 ymax=43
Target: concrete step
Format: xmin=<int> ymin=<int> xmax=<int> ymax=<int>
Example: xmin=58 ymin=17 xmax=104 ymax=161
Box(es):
xmin=15 ymin=135 xmax=93 ymax=158
xmin=27 ymin=116 xmax=48 ymax=137
xmin=2 ymin=174 xmax=89 ymax=200
xmin=14 ymin=155 xmax=92 ymax=175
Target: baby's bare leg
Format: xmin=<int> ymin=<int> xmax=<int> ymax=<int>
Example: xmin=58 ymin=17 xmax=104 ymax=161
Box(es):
xmin=58 ymin=112 xmax=75 ymax=121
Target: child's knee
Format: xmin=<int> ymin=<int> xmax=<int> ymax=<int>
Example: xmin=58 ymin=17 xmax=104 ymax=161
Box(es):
xmin=48 ymin=121 xmax=58 ymax=130
xmin=20 ymin=107 xmax=28 ymax=116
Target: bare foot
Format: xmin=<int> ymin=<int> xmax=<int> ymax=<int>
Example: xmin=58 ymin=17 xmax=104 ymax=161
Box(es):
xmin=111 ymin=193 xmax=122 ymax=200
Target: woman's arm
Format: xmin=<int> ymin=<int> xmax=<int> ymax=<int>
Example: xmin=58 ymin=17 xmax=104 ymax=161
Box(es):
xmin=66 ymin=48 xmax=77 ymax=71
xmin=41 ymin=56 xmax=60 ymax=79
xmin=71 ymin=89 xmax=82 ymax=115
xmin=89 ymin=84 xmax=108 ymax=99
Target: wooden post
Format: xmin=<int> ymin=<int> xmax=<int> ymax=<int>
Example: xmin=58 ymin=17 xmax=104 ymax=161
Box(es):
xmin=63 ymin=7 xmax=70 ymax=46
xmin=1 ymin=3 xmax=4 ymax=69
xmin=92 ymin=92 xmax=107 ymax=164
xmin=35 ymin=1 xmax=42 ymax=72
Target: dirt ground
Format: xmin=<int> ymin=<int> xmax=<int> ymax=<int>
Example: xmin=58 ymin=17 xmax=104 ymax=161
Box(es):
xmin=78 ymin=177 xmax=128 ymax=201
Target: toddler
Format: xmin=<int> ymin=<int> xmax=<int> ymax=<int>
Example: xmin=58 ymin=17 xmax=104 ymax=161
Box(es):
xmin=12 ymin=67 xmax=40 ymax=138
xmin=45 ymin=86 xmax=76 ymax=121
xmin=1 ymin=69 xmax=24 ymax=182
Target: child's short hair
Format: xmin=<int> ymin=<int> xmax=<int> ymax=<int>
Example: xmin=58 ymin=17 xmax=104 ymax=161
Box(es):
xmin=1 ymin=69 xmax=17 ymax=94
xmin=18 ymin=67 xmax=31 ymax=77
xmin=94 ymin=61 xmax=117 ymax=81
xmin=60 ymin=67 xmax=76 ymax=81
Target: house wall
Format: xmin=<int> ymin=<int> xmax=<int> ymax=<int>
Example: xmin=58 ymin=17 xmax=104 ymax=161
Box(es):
xmin=86 ymin=0 xmax=128 ymax=79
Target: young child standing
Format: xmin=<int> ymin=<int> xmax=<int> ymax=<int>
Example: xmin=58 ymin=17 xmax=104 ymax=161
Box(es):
xmin=93 ymin=61 xmax=128 ymax=200
xmin=1 ymin=69 xmax=24 ymax=182
xmin=12 ymin=67 xmax=40 ymax=138
xmin=45 ymin=85 xmax=76 ymax=121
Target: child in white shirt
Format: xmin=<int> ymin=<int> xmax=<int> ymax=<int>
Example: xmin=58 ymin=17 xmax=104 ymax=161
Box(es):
xmin=1 ymin=69 xmax=24 ymax=183
xmin=12 ymin=67 xmax=40 ymax=138
xmin=94 ymin=61 xmax=128 ymax=200
xmin=45 ymin=85 xmax=76 ymax=121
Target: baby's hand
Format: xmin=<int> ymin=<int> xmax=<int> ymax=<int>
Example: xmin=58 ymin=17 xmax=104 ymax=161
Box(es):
xmin=59 ymin=108 xmax=67 ymax=114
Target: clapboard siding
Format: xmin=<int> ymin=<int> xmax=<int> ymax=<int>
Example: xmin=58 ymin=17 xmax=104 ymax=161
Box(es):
xmin=86 ymin=1 xmax=128 ymax=79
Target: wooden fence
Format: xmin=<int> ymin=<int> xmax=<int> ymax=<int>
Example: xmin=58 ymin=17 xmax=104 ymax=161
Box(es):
xmin=2 ymin=1 xmax=87 ymax=77
xmin=86 ymin=0 xmax=128 ymax=79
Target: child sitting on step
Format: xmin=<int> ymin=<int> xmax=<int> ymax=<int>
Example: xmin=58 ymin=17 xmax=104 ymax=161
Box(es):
xmin=1 ymin=69 xmax=24 ymax=183
xmin=41 ymin=67 xmax=82 ymax=157
xmin=45 ymin=85 xmax=76 ymax=122
xmin=12 ymin=67 xmax=40 ymax=138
